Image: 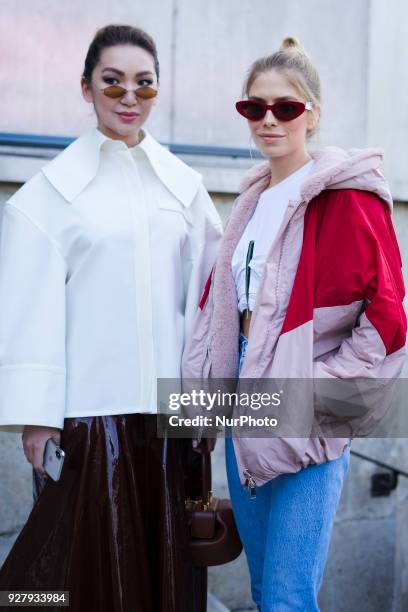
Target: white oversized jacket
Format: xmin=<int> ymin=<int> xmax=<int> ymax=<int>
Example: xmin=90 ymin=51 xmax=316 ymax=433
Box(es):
xmin=0 ymin=128 xmax=222 ymax=431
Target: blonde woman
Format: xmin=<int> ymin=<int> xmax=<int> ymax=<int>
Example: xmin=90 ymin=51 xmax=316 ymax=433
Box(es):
xmin=183 ymin=38 xmax=406 ymax=611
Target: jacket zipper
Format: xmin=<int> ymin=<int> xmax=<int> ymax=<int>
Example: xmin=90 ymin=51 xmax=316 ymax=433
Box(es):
xmin=238 ymin=215 xmax=298 ymax=494
xmin=202 ymin=267 xmax=216 ymax=377
xmin=196 ymin=273 xmax=216 ymax=443
xmin=195 ymin=341 xmax=211 ymax=444
xmin=243 ymin=467 xmax=257 ymax=498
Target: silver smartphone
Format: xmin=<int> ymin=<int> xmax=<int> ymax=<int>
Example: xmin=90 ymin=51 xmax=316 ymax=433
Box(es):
xmin=43 ymin=438 xmax=66 ymax=481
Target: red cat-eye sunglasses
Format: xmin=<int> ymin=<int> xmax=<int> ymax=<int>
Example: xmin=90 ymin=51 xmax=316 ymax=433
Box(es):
xmin=236 ymin=99 xmax=312 ymax=122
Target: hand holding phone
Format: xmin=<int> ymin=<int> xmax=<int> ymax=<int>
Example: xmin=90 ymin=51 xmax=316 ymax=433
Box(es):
xmin=43 ymin=438 xmax=66 ymax=481
xmin=22 ymin=425 xmax=61 ymax=473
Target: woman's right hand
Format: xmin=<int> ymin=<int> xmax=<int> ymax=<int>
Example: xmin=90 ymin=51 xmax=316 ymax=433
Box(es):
xmin=22 ymin=426 xmax=61 ymax=473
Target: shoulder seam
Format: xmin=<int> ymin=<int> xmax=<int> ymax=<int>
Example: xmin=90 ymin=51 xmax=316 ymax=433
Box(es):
xmin=3 ymin=203 xmax=66 ymax=266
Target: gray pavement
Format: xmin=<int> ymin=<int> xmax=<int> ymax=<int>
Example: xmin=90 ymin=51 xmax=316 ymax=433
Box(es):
xmin=0 ymin=531 xmax=19 ymax=567
xmin=207 ymin=592 xmax=256 ymax=612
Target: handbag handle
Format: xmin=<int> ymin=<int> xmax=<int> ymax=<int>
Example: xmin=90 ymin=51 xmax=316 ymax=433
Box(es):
xmin=201 ymin=450 xmax=212 ymax=505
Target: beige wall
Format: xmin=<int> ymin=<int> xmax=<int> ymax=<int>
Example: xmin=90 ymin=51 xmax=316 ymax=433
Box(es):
xmin=1 ymin=0 xmax=408 ymax=198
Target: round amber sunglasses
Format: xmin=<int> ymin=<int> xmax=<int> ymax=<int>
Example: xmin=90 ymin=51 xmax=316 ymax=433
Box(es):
xmin=99 ymin=85 xmax=158 ymax=100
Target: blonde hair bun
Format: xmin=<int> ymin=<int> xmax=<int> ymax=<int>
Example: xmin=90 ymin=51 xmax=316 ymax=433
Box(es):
xmin=280 ymin=36 xmax=309 ymax=59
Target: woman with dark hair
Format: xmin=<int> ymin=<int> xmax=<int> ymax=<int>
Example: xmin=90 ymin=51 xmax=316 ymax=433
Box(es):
xmin=0 ymin=24 xmax=222 ymax=611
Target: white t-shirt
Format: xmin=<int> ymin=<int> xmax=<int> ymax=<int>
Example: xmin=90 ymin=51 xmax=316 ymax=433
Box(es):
xmin=232 ymin=159 xmax=315 ymax=313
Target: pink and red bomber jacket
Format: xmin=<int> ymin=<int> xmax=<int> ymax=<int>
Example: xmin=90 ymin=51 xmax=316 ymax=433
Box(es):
xmin=182 ymin=147 xmax=407 ymax=487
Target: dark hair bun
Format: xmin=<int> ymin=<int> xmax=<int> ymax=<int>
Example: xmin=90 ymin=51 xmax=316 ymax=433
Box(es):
xmin=83 ymin=24 xmax=159 ymax=82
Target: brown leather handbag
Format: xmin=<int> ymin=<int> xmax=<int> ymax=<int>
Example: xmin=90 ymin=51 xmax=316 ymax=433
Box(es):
xmin=185 ymin=449 xmax=243 ymax=567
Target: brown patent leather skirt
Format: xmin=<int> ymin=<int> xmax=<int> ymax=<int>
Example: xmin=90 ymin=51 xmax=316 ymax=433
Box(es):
xmin=0 ymin=415 xmax=206 ymax=611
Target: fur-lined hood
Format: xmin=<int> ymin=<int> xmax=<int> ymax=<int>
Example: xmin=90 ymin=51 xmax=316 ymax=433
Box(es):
xmin=240 ymin=147 xmax=393 ymax=212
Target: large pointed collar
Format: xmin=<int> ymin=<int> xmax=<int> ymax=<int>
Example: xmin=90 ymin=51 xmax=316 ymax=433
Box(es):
xmin=136 ymin=130 xmax=201 ymax=207
xmin=42 ymin=127 xmax=201 ymax=207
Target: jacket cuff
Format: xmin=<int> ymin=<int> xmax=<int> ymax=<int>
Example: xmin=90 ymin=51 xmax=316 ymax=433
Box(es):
xmin=0 ymin=366 xmax=66 ymax=432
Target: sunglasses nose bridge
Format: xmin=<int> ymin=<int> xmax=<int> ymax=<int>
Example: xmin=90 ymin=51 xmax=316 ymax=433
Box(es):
xmin=263 ymin=107 xmax=278 ymax=124
xmin=120 ymin=88 xmax=141 ymax=104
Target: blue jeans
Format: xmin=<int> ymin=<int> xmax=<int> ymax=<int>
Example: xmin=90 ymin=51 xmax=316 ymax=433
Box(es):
xmin=225 ymin=334 xmax=351 ymax=611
